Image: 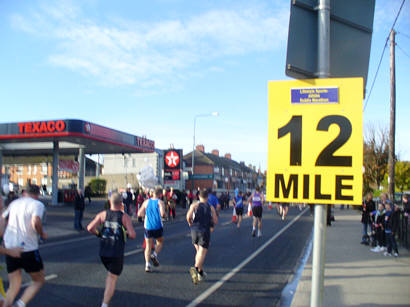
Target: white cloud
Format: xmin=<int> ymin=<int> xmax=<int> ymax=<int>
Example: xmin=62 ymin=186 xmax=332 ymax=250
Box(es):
xmin=10 ymin=1 xmax=289 ymax=91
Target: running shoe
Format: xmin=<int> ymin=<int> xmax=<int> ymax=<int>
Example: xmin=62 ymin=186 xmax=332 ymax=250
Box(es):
xmin=190 ymin=267 xmax=199 ymax=284
xmin=383 ymin=252 xmax=392 ymax=257
xmin=145 ymin=264 xmax=152 ymax=273
xmin=252 ymin=229 xmax=256 ymax=237
xmin=393 ymin=252 xmax=399 ymax=257
xmin=257 ymin=230 xmax=262 ymax=237
xmin=198 ymin=270 xmax=207 ymax=281
xmin=150 ymin=253 xmax=160 ymax=267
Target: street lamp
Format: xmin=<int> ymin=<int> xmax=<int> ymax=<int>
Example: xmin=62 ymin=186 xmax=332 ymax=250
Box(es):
xmin=192 ymin=112 xmax=219 ymax=191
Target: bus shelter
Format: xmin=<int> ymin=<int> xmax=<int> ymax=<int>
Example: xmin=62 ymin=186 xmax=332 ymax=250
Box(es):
xmin=0 ymin=119 xmax=155 ymax=205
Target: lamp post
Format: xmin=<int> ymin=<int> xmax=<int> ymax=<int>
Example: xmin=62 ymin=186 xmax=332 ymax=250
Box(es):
xmin=192 ymin=112 xmax=219 ymax=191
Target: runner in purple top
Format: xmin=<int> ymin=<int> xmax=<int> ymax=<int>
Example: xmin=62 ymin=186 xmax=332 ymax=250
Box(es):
xmin=248 ymin=186 xmax=264 ymax=237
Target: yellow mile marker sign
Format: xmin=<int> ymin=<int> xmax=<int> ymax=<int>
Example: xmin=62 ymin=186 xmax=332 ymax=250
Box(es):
xmin=267 ymin=78 xmax=363 ymax=205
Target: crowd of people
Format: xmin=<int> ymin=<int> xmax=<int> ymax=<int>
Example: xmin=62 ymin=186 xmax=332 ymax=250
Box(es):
xmin=4 ymin=181 xmax=408 ymax=306
xmin=361 ymin=192 xmax=409 ymax=257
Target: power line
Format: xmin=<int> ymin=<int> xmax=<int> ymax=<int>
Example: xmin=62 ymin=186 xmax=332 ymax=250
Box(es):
xmin=363 ymin=0 xmax=407 ymax=112
xmin=397 ymin=43 xmax=410 ymax=59
xmin=398 ymin=31 xmax=410 ymax=39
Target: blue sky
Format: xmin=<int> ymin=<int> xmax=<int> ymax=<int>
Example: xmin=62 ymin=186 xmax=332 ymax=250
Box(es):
xmin=1 ymin=0 xmax=409 ymax=171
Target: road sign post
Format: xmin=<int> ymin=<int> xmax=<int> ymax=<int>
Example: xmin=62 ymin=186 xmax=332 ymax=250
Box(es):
xmin=267 ymin=77 xmax=363 ymax=306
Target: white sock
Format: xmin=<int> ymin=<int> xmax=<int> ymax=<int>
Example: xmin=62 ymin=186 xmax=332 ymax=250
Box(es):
xmin=146 ymin=261 xmax=150 ymax=267
xmin=101 ymin=303 xmax=108 ymax=307
xmin=252 ymin=227 xmax=256 ymax=231
xmin=16 ymin=300 xmax=26 ymax=307
xmin=152 ymin=251 xmax=157 ymax=257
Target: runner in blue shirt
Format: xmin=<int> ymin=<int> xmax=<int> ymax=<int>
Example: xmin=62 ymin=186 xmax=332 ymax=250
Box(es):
xmin=207 ymin=188 xmax=221 ymax=216
xmin=138 ymin=187 xmax=166 ymax=272
xmin=233 ymin=191 xmax=244 ymax=228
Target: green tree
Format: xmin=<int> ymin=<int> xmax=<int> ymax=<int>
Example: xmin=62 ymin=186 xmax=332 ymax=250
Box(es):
xmin=88 ymin=178 xmax=107 ymax=196
xmin=395 ymin=161 xmax=410 ymax=192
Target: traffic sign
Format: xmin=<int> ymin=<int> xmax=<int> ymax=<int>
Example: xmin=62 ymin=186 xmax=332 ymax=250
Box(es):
xmin=266 ymin=77 xmax=363 ymax=205
xmin=285 ymin=0 xmax=375 ymax=90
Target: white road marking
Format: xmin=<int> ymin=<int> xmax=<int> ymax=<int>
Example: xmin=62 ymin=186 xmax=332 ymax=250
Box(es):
xmin=21 ymin=274 xmax=58 ymax=288
xmin=124 ymin=248 xmax=143 ymax=256
xmin=40 ymin=235 xmax=94 ymax=248
xmin=186 ymin=208 xmax=308 ymax=307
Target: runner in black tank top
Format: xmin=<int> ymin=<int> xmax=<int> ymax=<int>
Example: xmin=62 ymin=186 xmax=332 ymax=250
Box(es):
xmin=186 ymin=189 xmax=218 ymax=284
xmin=87 ymin=192 xmax=136 ymax=307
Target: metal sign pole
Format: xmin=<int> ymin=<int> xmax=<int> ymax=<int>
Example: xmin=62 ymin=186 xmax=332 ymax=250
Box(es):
xmin=311 ymin=0 xmax=330 ymax=306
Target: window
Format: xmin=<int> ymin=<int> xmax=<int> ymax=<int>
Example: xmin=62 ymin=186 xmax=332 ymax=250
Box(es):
xmin=214 ymin=167 xmax=219 ymax=173
xmin=41 ymin=163 xmax=48 ymax=175
xmin=18 ymin=178 xmax=23 ymax=186
xmin=222 ymin=168 xmax=224 ymax=176
xmin=32 ymin=178 xmax=37 ymax=184
xmin=28 ymin=165 xmax=31 ymax=175
xmin=230 ymin=169 xmax=233 ymax=176
xmin=132 ymin=159 xmax=136 ymax=167
xmin=17 ymin=166 xmax=23 ymax=175
xmin=33 ymin=165 xmax=37 ymax=175
xmin=41 ymin=177 xmax=48 ymax=185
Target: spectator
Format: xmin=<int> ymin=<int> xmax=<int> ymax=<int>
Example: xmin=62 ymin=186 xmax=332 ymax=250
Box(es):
xmin=384 ymin=202 xmax=399 ymax=257
xmin=181 ymin=190 xmax=188 ymax=209
xmin=74 ymin=189 xmax=86 ymax=231
xmin=84 ymin=185 xmax=92 ymax=204
xmin=5 ymin=191 xmax=18 ymax=208
xmin=370 ymin=203 xmax=386 ymax=253
xmin=167 ymin=188 xmax=177 ymax=220
xmin=123 ymin=188 xmax=133 ymax=216
xmin=361 ymin=192 xmax=375 ymax=245
xmin=188 ymin=190 xmax=194 ymax=205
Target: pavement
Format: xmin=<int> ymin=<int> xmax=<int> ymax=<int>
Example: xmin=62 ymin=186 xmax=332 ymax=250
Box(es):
xmin=291 ymin=208 xmax=410 ymax=307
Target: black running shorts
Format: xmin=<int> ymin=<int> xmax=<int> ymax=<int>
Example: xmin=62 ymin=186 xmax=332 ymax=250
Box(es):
xmin=235 ymin=207 xmax=244 ymax=216
xmin=191 ymin=230 xmax=210 ymax=249
xmin=144 ymin=228 xmax=163 ymax=239
xmin=101 ymin=256 xmax=124 ymax=275
xmin=252 ymin=206 xmax=263 ymax=218
xmin=6 ymin=250 xmax=44 ymax=274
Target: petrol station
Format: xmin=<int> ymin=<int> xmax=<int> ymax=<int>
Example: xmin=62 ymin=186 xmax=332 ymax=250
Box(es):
xmin=0 ymin=119 xmax=155 ymax=205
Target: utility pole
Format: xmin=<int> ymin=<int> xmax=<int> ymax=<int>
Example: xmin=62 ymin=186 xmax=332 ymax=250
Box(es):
xmin=388 ymin=29 xmax=396 ymax=202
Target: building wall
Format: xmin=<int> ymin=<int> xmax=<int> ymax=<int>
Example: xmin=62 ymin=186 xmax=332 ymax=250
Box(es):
xmin=185 ymin=165 xmax=214 ymax=191
xmin=103 ymin=152 xmax=165 ymax=190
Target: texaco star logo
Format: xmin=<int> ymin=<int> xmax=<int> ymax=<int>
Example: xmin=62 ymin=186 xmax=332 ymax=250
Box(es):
xmin=165 ymin=151 xmax=180 ymax=168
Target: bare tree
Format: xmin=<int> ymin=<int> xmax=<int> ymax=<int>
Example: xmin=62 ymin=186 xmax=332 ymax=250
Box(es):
xmin=363 ymin=124 xmax=389 ymax=193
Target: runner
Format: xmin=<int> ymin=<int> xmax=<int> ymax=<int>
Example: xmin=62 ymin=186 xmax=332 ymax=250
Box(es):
xmin=138 ymin=187 xmax=166 ymax=273
xmin=186 ymin=189 xmax=218 ymax=284
xmin=248 ymin=186 xmax=264 ymax=237
xmin=233 ymin=191 xmax=244 ymax=228
xmin=280 ymin=203 xmax=289 ymax=220
xmin=1 ymin=185 xmax=47 ymax=307
xmin=87 ymin=192 xmax=136 ymax=307
xmin=207 ymin=188 xmax=221 ymax=215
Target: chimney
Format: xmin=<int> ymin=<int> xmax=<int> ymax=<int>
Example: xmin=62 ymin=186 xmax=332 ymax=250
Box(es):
xmin=196 ymin=145 xmax=205 ymax=152
xmin=211 ymin=149 xmax=219 ymax=156
xmin=225 ymin=153 xmax=231 ymax=159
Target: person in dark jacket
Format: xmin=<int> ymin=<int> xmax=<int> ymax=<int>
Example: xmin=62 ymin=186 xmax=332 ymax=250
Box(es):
xmin=84 ymin=185 xmax=92 ymax=203
xmin=74 ymin=189 xmax=85 ymax=230
xmin=361 ymin=192 xmax=375 ymax=244
xmin=384 ymin=202 xmax=399 ymax=257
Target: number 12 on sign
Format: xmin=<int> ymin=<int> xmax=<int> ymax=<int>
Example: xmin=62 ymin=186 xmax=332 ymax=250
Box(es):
xmin=266 ymin=78 xmax=363 ymax=205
